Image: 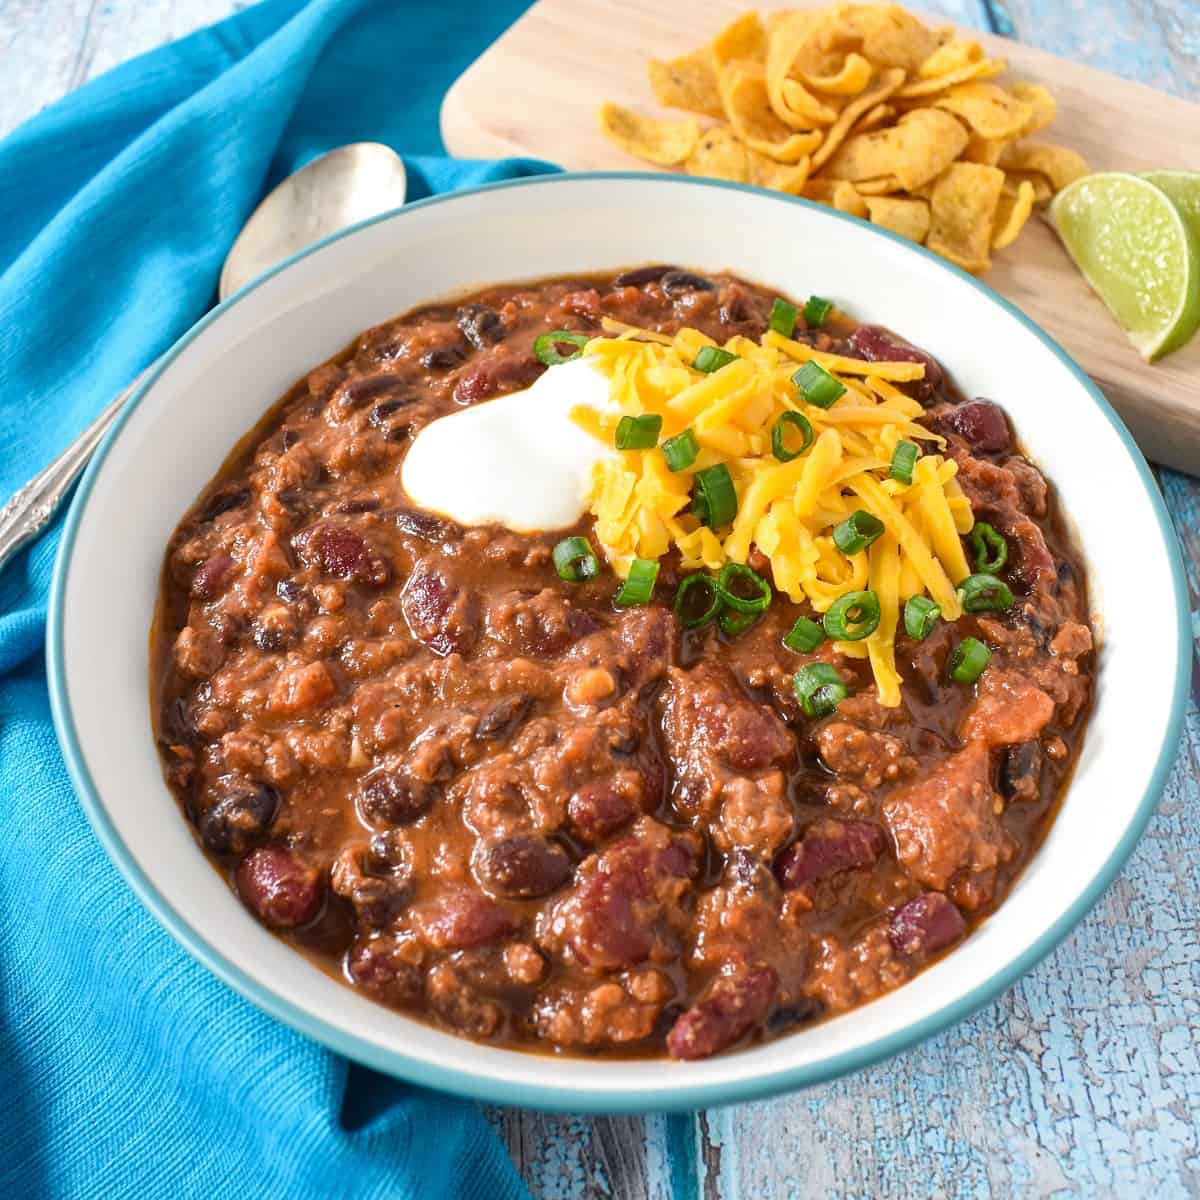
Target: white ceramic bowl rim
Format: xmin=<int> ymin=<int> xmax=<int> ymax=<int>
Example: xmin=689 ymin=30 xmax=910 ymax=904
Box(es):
xmin=47 ymin=172 xmax=1190 ymax=1114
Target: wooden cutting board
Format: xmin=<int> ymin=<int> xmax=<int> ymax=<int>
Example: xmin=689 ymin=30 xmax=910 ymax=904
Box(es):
xmin=442 ymin=0 xmax=1200 ymax=473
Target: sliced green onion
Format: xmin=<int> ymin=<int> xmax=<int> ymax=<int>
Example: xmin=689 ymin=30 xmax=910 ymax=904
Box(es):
xmin=949 ymin=636 xmax=991 ymax=684
xmin=674 ymin=573 xmax=721 ymax=629
xmin=693 ymin=346 xmax=739 ymax=374
xmin=772 ymin=411 xmax=814 ymax=462
xmin=784 ymin=616 xmax=825 ymax=653
xmin=691 ymin=463 xmax=738 ymax=527
xmin=903 ymin=595 xmax=940 ymax=640
xmin=792 ymin=360 xmax=846 ymax=409
xmin=958 ymin=572 xmax=1014 ymax=613
xmin=832 ymin=509 xmax=885 ymax=555
xmin=970 ymin=522 xmax=1008 ymax=573
xmin=715 ymin=562 xmax=772 ymax=614
xmin=534 ymin=330 xmax=589 ymax=365
xmin=823 ymin=590 xmax=881 ymax=641
xmin=719 ymin=609 xmax=759 ymax=637
xmin=615 ymin=413 xmax=663 ymax=450
xmin=769 ymin=298 xmax=798 ymax=338
xmin=661 ymin=428 xmax=699 ymax=472
xmin=803 ymin=295 xmax=833 ymax=327
xmin=793 ymin=662 xmax=850 ymax=718
xmin=890 ymin=441 xmax=919 ymax=485
xmin=615 ymin=558 xmax=660 ymax=607
xmin=553 ymin=536 xmax=600 ymax=583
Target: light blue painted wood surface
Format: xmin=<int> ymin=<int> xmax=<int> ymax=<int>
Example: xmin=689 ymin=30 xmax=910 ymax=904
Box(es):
xmin=1 ymin=0 xmax=1197 ymax=1194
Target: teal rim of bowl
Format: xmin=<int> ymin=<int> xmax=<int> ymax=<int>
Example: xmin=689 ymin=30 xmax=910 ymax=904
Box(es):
xmin=47 ymin=171 xmax=1191 ymax=1114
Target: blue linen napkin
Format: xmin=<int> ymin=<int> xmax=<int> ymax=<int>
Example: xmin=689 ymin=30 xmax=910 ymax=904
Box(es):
xmin=0 ymin=1 xmax=561 ymax=1195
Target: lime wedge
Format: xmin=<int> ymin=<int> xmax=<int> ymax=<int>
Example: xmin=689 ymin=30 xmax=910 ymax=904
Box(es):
xmin=1049 ymin=171 xmax=1200 ymax=361
xmin=1141 ymin=170 xmax=1200 ymax=237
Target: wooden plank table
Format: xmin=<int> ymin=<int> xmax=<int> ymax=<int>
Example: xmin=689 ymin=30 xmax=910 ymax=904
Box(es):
xmin=3 ymin=0 xmax=1196 ymax=1194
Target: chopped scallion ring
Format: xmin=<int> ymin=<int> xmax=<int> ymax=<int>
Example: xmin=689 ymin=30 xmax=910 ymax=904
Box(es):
xmin=715 ymin=562 xmax=772 ymax=614
xmin=832 ymin=509 xmax=885 ymax=555
xmin=903 ymin=595 xmax=940 ymax=640
xmin=615 ymin=413 xmax=663 ymax=450
xmin=772 ymin=411 xmax=814 ymax=462
xmin=792 ymin=360 xmax=846 ymax=409
xmin=769 ymin=298 xmax=798 ymax=338
xmin=674 ymin=573 xmax=721 ymax=629
xmin=803 ymin=295 xmax=833 ymax=327
xmin=784 ymin=616 xmax=825 ymax=653
xmin=552 ymin=535 xmax=600 ymax=583
xmin=691 ymin=463 xmax=738 ymax=527
xmin=718 ymin=609 xmax=759 ymax=637
xmin=890 ymin=440 xmax=919 ymax=485
xmin=693 ymin=345 xmax=739 ymax=374
xmin=823 ymin=589 xmax=881 ymax=641
xmin=949 ymin=637 xmax=991 ymax=684
xmin=957 ymin=572 xmax=1014 ymax=613
xmin=533 ymin=330 xmax=589 ymax=365
xmin=614 ymin=557 xmax=660 ymax=607
xmin=793 ymin=661 xmax=850 ymax=718
xmin=970 ymin=522 xmax=1008 ymax=573
xmin=661 ymin=428 xmax=699 ymax=472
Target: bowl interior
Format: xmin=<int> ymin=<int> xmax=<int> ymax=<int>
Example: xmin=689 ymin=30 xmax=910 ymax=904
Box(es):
xmin=50 ymin=174 xmax=1187 ymax=1112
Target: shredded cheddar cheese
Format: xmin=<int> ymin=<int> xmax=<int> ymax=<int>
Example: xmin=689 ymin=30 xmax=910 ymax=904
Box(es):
xmin=573 ymin=322 xmax=975 ymax=707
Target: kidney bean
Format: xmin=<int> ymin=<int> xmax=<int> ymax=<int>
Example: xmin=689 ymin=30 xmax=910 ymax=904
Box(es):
xmin=296 ymin=522 xmax=390 ymax=586
xmin=946 ymin=399 xmax=1010 ymax=454
xmin=415 ymin=888 xmax=517 ymax=949
xmin=660 ymin=270 xmax=716 ymax=295
xmin=888 ymin=892 xmax=966 ymax=959
xmin=475 ymin=695 xmax=534 ymax=741
xmin=846 ymin=324 xmax=943 ymax=401
xmin=775 ymin=819 xmax=885 ymax=890
xmin=474 ymin=835 xmax=572 ymax=899
xmin=613 ymin=264 xmax=677 ymax=287
xmin=401 ymin=558 xmax=479 ymax=656
xmin=236 ymin=845 xmax=322 ymax=929
xmin=453 ymin=354 xmax=545 ymax=405
xmin=357 ymin=768 xmax=438 ymax=828
xmin=334 ymin=496 xmax=381 ymax=514
xmin=568 ymin=779 xmax=636 ymax=842
xmin=666 ymin=966 xmax=778 ymax=1060
xmin=190 ymin=555 xmax=236 ymax=601
xmin=456 ymin=304 xmax=506 ymax=350
xmin=346 ymin=935 xmax=423 ymax=1007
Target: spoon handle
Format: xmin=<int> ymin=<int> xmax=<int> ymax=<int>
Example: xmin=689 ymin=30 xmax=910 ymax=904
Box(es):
xmin=0 ymin=364 xmax=153 ymax=574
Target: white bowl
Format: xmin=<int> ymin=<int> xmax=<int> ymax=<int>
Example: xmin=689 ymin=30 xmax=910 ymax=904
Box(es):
xmin=48 ymin=174 xmax=1189 ymax=1112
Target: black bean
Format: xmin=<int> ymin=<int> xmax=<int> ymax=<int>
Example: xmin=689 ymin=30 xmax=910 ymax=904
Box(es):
xmin=252 ymin=623 xmax=287 ymax=653
xmin=334 ymin=496 xmax=381 ymax=514
xmin=999 ymin=741 xmax=1042 ymax=802
xmin=475 ymin=695 xmax=534 ymax=741
xmin=456 ymin=304 xmax=506 ymax=350
xmin=342 ymin=374 xmax=412 ymax=407
xmin=197 ymin=778 xmax=278 ymax=854
xmin=276 ymin=578 xmax=304 ymax=604
xmin=660 ymin=270 xmax=716 ymax=295
xmin=357 ymin=768 xmax=438 ymax=828
xmin=613 ymin=264 xmax=678 ymax=287
xmin=766 ymin=997 xmax=825 ymax=1034
xmin=420 ymin=345 xmax=467 ymax=370
xmin=197 ymin=487 xmax=249 ymax=523
xmin=159 ymin=697 xmax=197 ymax=747
xmin=391 ymin=506 xmax=460 ymax=543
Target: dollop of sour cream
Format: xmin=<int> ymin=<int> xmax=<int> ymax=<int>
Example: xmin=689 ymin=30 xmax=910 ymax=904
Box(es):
xmin=401 ymin=357 xmax=615 ymax=532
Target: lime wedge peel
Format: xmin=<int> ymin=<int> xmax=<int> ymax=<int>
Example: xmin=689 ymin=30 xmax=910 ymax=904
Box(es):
xmin=1141 ymin=170 xmax=1200 ymax=236
xmin=1049 ymin=171 xmax=1200 ymax=362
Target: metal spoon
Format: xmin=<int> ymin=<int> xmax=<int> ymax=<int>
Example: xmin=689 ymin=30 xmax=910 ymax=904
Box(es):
xmin=0 ymin=142 xmax=408 ymax=573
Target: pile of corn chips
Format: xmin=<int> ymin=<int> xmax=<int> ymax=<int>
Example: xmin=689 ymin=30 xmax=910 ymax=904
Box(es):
xmin=598 ymin=4 xmax=1088 ymax=273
